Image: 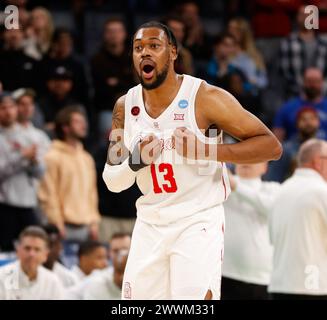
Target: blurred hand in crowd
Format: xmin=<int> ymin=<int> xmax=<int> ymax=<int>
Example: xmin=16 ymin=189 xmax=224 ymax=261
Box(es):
xmin=21 ymin=144 xmax=38 ymax=163
xmin=89 ymin=223 xmax=99 ymax=240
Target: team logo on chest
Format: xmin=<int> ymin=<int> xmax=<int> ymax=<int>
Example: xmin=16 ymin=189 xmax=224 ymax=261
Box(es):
xmin=131 ymin=106 xmax=140 ymax=116
xmin=174 ymin=113 xmax=185 ymax=121
xmin=153 ymin=121 xmax=159 ymax=129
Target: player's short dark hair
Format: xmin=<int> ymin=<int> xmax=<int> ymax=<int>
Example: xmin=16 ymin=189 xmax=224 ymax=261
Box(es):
xmin=134 ymin=21 xmax=178 ymax=50
xmin=54 ymin=105 xmax=85 ymax=140
xmin=77 ymin=240 xmax=107 ymax=258
xmin=19 ymin=226 xmax=49 ymax=246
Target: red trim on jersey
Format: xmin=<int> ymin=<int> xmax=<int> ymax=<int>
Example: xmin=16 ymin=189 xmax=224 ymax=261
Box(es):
xmin=221 ymin=162 xmax=227 ymax=200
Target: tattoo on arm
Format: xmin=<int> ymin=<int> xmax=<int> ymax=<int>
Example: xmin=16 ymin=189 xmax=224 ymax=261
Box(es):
xmin=112 ymin=100 xmax=124 ymax=130
xmin=106 ymin=99 xmax=129 ymax=165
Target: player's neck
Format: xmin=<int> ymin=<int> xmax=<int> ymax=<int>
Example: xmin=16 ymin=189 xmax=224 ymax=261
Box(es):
xmin=142 ymin=72 xmax=183 ymax=110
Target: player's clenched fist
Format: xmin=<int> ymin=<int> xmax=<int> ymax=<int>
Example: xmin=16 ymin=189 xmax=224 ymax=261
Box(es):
xmin=173 ymin=127 xmax=207 ymax=160
xmin=139 ymin=134 xmax=162 ymax=165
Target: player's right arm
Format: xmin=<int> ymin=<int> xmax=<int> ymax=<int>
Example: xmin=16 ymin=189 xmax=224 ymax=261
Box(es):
xmin=102 ymin=95 xmax=161 ymax=193
xmin=106 ymin=95 xmax=128 ymax=166
xmin=103 ymin=95 xmax=137 ymax=192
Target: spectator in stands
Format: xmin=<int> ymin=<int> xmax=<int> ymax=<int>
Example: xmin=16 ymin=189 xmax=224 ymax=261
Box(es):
xmin=71 ymin=240 xmax=108 ymax=280
xmin=165 ymin=16 xmax=194 ymax=75
xmin=269 ymin=139 xmax=327 ymax=299
xmin=0 ymin=226 xmax=65 ymax=299
xmin=279 ymin=5 xmax=327 ymax=97
xmin=40 ymin=28 xmax=89 ymax=106
xmin=273 ymin=67 xmax=327 ymax=142
xmin=224 ymin=70 xmax=263 ymax=118
xmin=24 ymin=7 xmax=54 ymax=60
xmin=83 ymin=248 xmax=128 ymax=300
xmin=108 ymin=233 xmax=131 ymax=264
xmin=206 ymin=33 xmax=243 ymax=86
xmin=0 ymin=28 xmax=39 ymax=91
xmin=90 ymin=17 xmax=135 ymax=139
xmin=94 ymin=142 xmax=140 ymax=242
xmin=178 ymin=1 xmax=212 ymax=60
xmin=65 ymin=233 xmax=131 ymax=299
xmin=267 ymin=107 xmax=320 ymax=183
xmin=13 ymin=88 xmax=50 ymax=156
xmin=38 ymin=66 xmax=82 ymax=134
xmin=38 ymin=106 xmax=100 ymax=242
xmin=222 ymin=163 xmax=280 ymax=300
xmin=227 ymin=17 xmax=268 ymax=89
xmin=0 ymin=94 xmax=44 ymax=252
xmin=43 ymin=224 xmax=78 ymax=288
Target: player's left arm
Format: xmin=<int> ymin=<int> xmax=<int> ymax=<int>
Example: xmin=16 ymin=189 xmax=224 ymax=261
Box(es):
xmin=175 ymin=82 xmax=282 ymax=164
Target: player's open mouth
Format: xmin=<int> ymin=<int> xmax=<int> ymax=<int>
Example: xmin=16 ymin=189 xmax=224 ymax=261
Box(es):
xmin=141 ymin=61 xmax=155 ymax=80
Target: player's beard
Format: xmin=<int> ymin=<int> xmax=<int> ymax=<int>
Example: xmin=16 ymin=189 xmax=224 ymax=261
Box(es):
xmin=139 ymin=59 xmax=170 ymax=90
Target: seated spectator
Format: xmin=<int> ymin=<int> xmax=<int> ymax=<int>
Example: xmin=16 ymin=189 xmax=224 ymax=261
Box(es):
xmin=13 ymin=88 xmax=50 ymax=156
xmin=71 ymin=240 xmax=108 ymax=280
xmin=222 ymin=163 xmax=280 ymax=300
xmin=24 ymin=7 xmax=54 ymax=60
xmin=227 ymin=17 xmax=268 ymax=90
xmin=38 ymin=66 xmax=83 ymax=134
xmin=40 ymin=28 xmax=89 ymax=106
xmin=165 ymin=16 xmax=194 ymax=75
xmin=206 ymin=33 xmax=245 ymax=86
xmin=0 ymin=28 xmax=39 ymax=91
xmin=0 ymin=226 xmax=64 ymax=300
xmin=83 ymin=249 xmax=128 ymax=300
xmin=90 ymin=17 xmax=135 ymax=139
xmin=267 ymin=107 xmax=320 ymax=182
xmin=273 ymin=67 xmax=327 ymax=141
xmin=178 ymin=1 xmax=212 ymax=60
xmin=65 ymin=233 xmax=131 ymax=299
xmin=223 ymin=71 xmax=263 ymax=118
xmin=38 ymin=106 xmax=100 ymax=243
xmin=0 ymin=94 xmax=45 ymax=252
xmin=278 ymin=5 xmax=327 ymax=97
xmin=108 ymin=233 xmax=131 ymax=267
xmin=43 ymin=224 xmax=79 ymax=288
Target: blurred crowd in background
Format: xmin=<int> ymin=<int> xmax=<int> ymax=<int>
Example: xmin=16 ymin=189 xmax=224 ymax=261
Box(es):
xmin=1 ymin=0 xmax=327 ymax=300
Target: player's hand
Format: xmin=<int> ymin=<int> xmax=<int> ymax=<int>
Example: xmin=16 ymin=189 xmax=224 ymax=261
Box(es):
xmin=139 ymin=134 xmax=162 ymax=165
xmin=173 ymin=127 xmax=208 ymax=161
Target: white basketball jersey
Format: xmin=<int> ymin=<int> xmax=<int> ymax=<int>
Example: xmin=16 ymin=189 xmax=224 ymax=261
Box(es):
xmin=124 ymin=74 xmax=230 ymax=225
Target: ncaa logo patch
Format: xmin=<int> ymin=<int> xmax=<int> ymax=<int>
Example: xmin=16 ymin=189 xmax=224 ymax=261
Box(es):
xmin=178 ymin=99 xmax=188 ymax=109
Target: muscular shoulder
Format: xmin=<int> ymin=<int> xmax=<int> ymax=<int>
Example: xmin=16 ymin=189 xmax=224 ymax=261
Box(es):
xmin=112 ymin=94 xmax=126 ymax=129
xmin=197 ymin=82 xmax=237 ymax=106
xmin=196 ymin=81 xmax=244 ymax=122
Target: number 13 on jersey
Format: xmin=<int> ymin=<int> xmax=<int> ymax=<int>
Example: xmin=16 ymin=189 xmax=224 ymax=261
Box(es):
xmin=150 ymin=163 xmax=178 ymax=194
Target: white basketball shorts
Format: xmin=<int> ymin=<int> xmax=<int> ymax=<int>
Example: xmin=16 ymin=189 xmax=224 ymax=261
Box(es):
xmin=122 ymin=205 xmax=225 ymax=300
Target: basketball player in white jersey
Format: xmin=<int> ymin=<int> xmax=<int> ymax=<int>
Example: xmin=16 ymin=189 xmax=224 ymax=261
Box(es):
xmin=102 ymin=21 xmax=282 ymax=300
